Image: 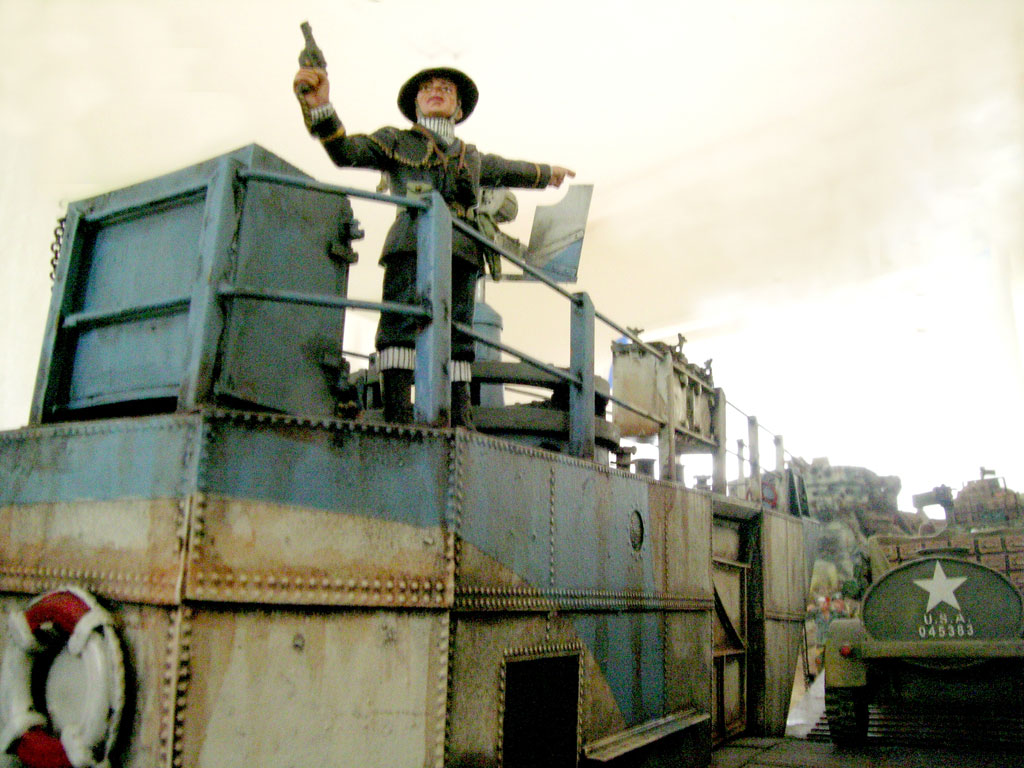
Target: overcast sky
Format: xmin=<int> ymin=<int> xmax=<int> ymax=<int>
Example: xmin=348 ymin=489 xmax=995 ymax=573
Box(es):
xmin=2 ymin=0 xmax=1021 ymax=510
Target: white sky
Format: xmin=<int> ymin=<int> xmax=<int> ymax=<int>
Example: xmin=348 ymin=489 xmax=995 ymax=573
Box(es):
xmin=1 ymin=0 xmax=1022 ymax=510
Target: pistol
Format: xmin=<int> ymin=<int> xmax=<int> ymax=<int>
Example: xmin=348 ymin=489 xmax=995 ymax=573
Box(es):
xmin=297 ymin=21 xmax=326 ymax=95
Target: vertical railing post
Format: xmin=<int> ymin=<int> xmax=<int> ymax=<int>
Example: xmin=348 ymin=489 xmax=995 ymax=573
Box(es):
xmin=414 ymin=191 xmax=452 ymax=425
xmin=737 ymin=439 xmax=746 ymax=494
xmin=774 ymin=434 xmax=789 ymax=514
xmin=712 ymin=388 xmax=727 ymax=494
xmin=569 ymin=292 xmax=595 ymax=459
xmin=748 ymin=416 xmax=762 ymax=503
xmin=657 ymin=351 xmax=678 ymax=482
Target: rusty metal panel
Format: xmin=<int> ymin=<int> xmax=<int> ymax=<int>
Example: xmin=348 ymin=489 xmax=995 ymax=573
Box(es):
xmin=0 ymin=417 xmax=198 ymax=505
xmin=0 ymin=499 xmax=184 ymax=604
xmin=720 ymin=656 xmax=745 ymax=737
xmin=651 ymin=485 xmax=713 ymax=602
xmin=664 ymin=611 xmax=713 ymax=716
xmin=448 ymin=611 xmax=687 ymax=764
xmin=763 ymin=512 xmax=806 ymax=618
xmin=762 ymin=619 xmax=801 ymax=735
xmin=185 ymin=495 xmax=451 ymax=609
xmin=759 ymin=512 xmax=806 ymax=737
xmin=197 ymin=413 xmax=452 ymax=528
xmin=177 ymin=607 xmax=447 ymax=768
xmin=787 ymin=518 xmax=808 ymax=615
xmin=454 ymin=545 xmax=554 ymax=613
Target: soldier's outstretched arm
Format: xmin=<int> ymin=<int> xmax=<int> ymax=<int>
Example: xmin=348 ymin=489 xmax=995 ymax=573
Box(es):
xmin=480 ymin=155 xmax=576 ymax=190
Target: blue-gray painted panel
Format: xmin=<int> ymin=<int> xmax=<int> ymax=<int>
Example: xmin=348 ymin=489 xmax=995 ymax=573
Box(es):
xmin=573 ymin=612 xmax=665 ymax=727
xmin=67 ymin=312 xmax=189 ymax=407
xmin=553 ymin=465 xmax=654 ymax=593
xmin=0 ymin=416 xmax=198 ymax=504
xmin=458 ymin=441 xmax=552 ymax=588
xmin=216 ymin=179 xmax=352 ymax=415
xmin=198 ymin=419 xmax=450 ymax=529
xmin=75 ymin=195 xmax=205 ymax=312
xmin=34 ymin=144 xmax=343 ymax=420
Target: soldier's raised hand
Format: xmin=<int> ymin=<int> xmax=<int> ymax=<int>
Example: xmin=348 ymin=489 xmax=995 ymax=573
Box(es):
xmin=293 ymin=67 xmax=330 ymax=107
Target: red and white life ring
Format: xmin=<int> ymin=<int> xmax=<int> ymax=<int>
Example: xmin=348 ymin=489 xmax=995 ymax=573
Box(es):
xmin=0 ymin=587 xmax=124 ymax=768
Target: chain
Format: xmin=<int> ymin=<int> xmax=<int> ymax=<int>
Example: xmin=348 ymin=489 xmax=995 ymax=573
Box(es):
xmin=49 ymin=215 xmax=66 ymax=281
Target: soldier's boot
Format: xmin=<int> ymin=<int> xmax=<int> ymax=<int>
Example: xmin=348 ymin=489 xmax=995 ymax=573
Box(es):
xmin=451 ymin=382 xmax=474 ymax=429
xmin=382 ymin=369 xmax=414 ymax=424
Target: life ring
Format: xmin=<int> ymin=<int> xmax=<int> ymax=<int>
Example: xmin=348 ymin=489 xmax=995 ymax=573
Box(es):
xmin=0 ymin=587 xmax=124 ymax=768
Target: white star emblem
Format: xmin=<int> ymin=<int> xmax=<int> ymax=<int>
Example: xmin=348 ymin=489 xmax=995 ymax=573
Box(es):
xmin=913 ymin=561 xmax=968 ymax=612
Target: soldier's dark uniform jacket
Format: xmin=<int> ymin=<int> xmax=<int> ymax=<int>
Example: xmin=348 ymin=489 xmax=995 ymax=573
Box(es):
xmin=310 ymin=114 xmax=552 ymax=360
xmin=313 ymin=120 xmax=552 ymax=268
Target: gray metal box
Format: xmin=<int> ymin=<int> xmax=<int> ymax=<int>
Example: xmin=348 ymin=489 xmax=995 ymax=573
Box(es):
xmin=32 ymin=145 xmax=359 ymax=423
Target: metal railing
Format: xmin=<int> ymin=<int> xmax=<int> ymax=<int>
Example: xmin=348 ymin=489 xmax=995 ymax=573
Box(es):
xmin=225 ymin=168 xmax=802 ymax=509
xmin=225 ymin=169 xmax=599 ymax=455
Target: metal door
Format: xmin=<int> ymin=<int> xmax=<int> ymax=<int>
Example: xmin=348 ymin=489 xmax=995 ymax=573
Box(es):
xmin=712 ymin=521 xmax=748 ymax=741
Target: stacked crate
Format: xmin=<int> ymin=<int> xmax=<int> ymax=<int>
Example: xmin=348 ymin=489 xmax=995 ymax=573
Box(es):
xmin=952 ymin=478 xmax=1023 ymax=528
xmin=870 ymin=529 xmax=1024 ymax=593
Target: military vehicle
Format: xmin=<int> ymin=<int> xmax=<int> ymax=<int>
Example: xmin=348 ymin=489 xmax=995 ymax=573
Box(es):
xmin=824 ymin=475 xmax=1024 ymax=745
xmin=0 ymin=145 xmax=807 ymax=767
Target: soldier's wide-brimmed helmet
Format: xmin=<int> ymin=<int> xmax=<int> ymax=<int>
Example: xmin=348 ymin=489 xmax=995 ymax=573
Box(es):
xmin=398 ymin=67 xmax=478 ymax=124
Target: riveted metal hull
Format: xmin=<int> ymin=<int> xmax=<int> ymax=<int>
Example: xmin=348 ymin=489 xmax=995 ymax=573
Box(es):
xmin=0 ymin=410 xmax=807 ymax=767
xmin=0 ymin=142 xmax=811 ymax=766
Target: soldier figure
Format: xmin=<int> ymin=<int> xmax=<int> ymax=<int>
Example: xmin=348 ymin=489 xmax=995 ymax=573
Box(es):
xmin=293 ymin=64 xmax=574 ymax=426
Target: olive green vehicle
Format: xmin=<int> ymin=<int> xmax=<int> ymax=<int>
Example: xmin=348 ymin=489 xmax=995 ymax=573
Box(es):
xmin=824 ymin=479 xmax=1024 ymax=745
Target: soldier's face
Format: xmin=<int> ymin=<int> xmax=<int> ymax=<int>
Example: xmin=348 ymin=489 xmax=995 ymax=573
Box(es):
xmin=416 ymin=78 xmax=461 ymax=120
